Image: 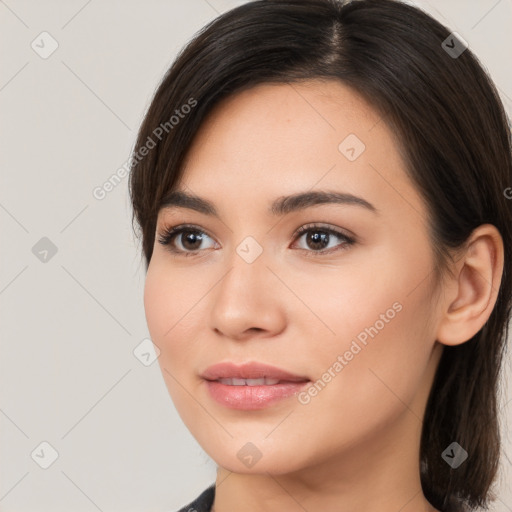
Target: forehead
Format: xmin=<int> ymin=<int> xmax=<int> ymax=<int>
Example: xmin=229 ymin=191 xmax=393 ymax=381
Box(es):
xmin=182 ymin=80 xmax=380 ymax=172
xmin=173 ymin=80 xmax=427 ymax=222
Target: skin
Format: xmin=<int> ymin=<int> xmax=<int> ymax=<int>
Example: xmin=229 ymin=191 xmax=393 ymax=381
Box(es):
xmin=144 ymin=80 xmax=504 ymax=512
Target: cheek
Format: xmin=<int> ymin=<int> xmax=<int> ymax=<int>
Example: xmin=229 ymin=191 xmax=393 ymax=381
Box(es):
xmin=143 ymin=264 xmax=168 ymax=341
xmin=295 ymin=244 xmax=436 ymax=392
xmin=285 ymin=275 xmax=436 ymax=457
xmin=143 ymin=262 xmax=186 ymax=363
xmin=288 ymin=248 xmax=411 ymax=351
xmin=143 ymin=260 xmax=209 ymax=370
xmin=143 ymin=263 xmax=194 ymax=410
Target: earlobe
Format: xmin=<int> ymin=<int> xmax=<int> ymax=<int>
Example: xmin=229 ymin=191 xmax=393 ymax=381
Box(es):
xmin=436 ymin=224 xmax=504 ymax=347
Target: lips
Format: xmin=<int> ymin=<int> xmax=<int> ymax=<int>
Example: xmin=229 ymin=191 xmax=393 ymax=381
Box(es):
xmin=201 ymin=362 xmax=311 ymax=410
xmin=201 ymin=361 xmax=310 ymax=384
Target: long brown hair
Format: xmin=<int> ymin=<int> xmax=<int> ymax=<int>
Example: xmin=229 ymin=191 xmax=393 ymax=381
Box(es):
xmin=128 ymin=1 xmax=512 ymax=510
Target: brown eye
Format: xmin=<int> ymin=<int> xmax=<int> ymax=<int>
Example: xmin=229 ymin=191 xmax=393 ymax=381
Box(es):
xmin=175 ymin=230 xmax=206 ymax=251
xmin=157 ymin=222 xmax=355 ymax=258
xmin=158 ymin=224 xmax=216 ymax=256
xmin=292 ymin=224 xmax=356 ymax=255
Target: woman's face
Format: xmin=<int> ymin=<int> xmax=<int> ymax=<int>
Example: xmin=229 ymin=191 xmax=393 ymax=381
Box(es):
xmin=144 ymin=80 xmax=445 ymax=476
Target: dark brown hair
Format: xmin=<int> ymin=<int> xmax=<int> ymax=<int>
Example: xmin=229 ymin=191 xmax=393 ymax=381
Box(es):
xmin=128 ymin=1 xmax=512 ymax=510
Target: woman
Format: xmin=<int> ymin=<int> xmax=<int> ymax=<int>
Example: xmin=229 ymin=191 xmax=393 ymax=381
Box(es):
xmin=128 ymin=0 xmax=512 ymax=511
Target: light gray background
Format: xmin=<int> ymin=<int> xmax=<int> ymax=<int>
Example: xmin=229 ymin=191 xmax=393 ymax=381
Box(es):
xmin=1 ymin=0 xmax=511 ymax=511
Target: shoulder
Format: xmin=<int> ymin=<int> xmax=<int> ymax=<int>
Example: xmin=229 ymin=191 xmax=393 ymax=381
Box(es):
xmin=174 ymin=483 xmax=216 ymax=512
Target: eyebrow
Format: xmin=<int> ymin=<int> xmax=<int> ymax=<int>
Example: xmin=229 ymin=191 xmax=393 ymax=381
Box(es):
xmin=159 ymin=189 xmax=378 ymax=217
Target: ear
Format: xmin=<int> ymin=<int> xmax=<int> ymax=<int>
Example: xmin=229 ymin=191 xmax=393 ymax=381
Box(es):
xmin=436 ymin=224 xmax=504 ymax=346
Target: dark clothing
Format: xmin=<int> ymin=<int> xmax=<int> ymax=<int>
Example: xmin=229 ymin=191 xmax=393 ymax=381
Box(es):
xmin=175 ymin=484 xmax=458 ymax=512
xmin=176 ymin=484 xmax=215 ymax=512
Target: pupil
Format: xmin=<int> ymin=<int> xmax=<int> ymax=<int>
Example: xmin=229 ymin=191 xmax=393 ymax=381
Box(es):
xmin=183 ymin=231 xmax=202 ymax=250
xmin=308 ymin=231 xmax=329 ymax=250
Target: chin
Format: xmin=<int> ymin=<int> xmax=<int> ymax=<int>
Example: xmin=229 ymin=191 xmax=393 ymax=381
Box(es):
xmin=202 ymin=438 xmax=308 ymax=476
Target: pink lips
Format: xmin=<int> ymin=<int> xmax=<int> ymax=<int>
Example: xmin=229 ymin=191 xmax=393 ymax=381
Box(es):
xmin=201 ymin=361 xmax=309 ymax=382
xmin=201 ymin=362 xmax=310 ymax=410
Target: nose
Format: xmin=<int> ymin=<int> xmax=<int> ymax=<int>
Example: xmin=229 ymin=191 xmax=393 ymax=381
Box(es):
xmin=209 ymin=251 xmax=287 ymax=341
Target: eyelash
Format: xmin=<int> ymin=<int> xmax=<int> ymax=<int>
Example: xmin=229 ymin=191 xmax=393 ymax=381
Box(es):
xmin=157 ymin=223 xmax=356 ymax=258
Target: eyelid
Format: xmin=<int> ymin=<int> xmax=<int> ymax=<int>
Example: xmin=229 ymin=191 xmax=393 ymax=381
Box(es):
xmin=291 ymin=222 xmax=356 ymax=242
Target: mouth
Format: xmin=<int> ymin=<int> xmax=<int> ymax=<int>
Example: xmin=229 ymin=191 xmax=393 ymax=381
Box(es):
xmin=201 ymin=362 xmax=311 ymax=410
